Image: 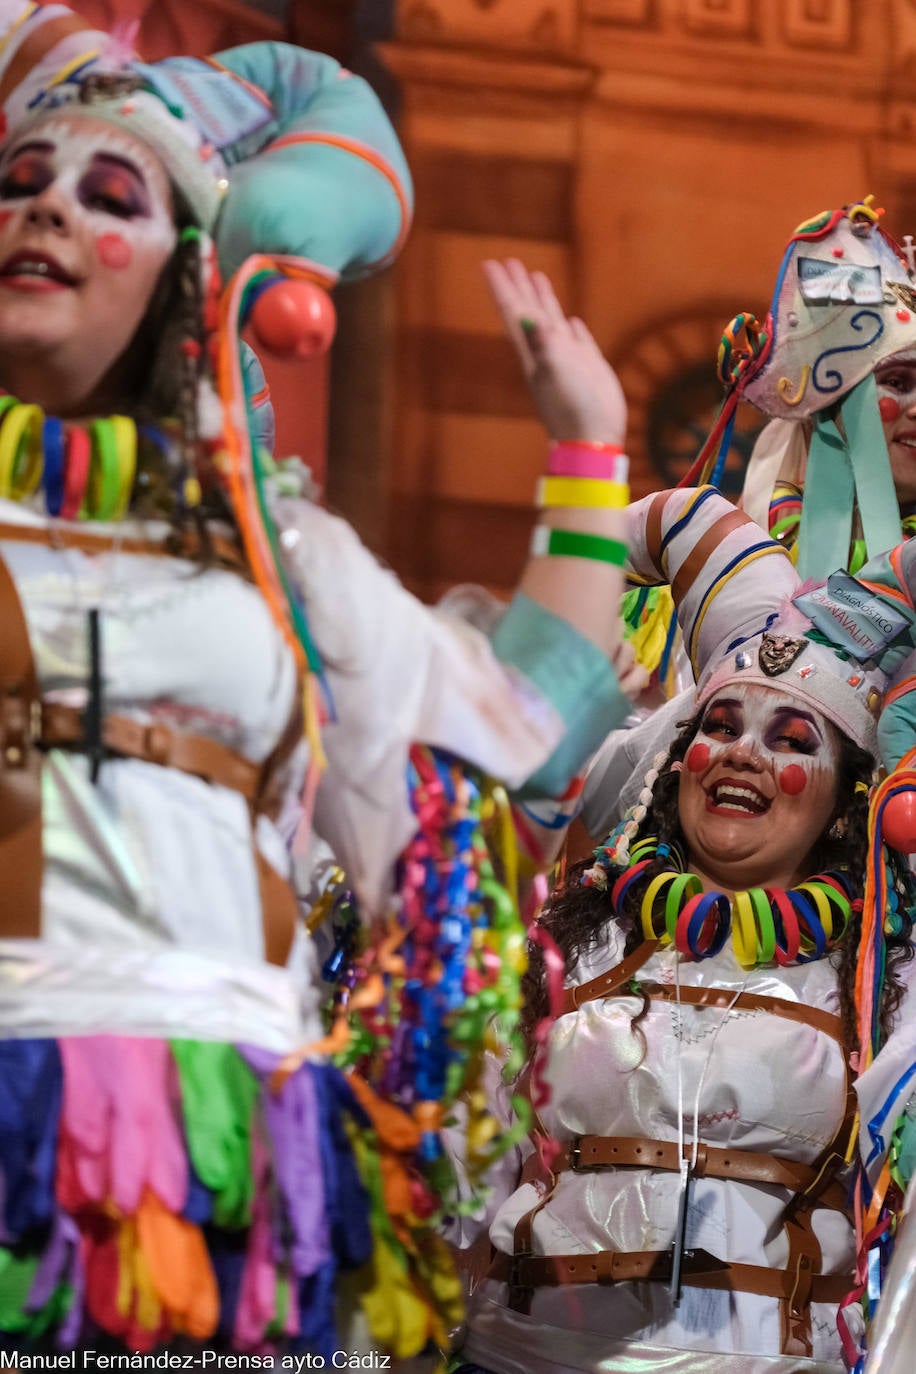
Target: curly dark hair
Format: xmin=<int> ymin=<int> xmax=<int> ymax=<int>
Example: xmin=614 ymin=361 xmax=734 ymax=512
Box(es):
xmin=522 ymin=710 xmax=915 ymax=1056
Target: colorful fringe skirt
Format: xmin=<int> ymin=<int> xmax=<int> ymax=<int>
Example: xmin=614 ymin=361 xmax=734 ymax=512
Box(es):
xmin=0 ymin=1037 xmax=462 ymax=1357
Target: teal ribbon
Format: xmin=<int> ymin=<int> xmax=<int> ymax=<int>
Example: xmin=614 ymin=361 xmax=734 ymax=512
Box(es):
xmin=846 ymin=373 xmax=902 ymax=570
xmin=796 ymin=417 xmax=852 ymax=582
xmin=797 ymin=376 xmax=901 ymax=582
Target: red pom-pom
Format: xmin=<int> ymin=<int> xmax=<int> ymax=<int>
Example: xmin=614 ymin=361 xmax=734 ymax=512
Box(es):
xmin=250 ymin=280 xmax=336 ymax=358
xmin=882 ymin=790 xmax=916 ymax=853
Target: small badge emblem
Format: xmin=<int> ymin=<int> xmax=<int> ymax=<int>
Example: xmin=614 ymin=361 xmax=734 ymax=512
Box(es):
xmin=758 ymin=633 xmax=806 ymax=677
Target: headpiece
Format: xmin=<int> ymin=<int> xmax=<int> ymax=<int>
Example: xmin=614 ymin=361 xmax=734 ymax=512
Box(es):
xmin=0 ymin=0 xmax=414 ymax=714
xmin=0 ymin=1 xmax=412 ymax=279
xmin=694 ymin=200 xmax=916 ymax=583
xmin=649 ymin=487 xmax=916 ymax=755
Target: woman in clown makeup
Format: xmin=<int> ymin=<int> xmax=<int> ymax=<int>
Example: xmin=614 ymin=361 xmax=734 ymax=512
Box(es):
xmin=0 ymin=0 xmax=644 ymax=1360
xmin=485 ymin=217 xmax=916 ymax=857
xmin=448 ymin=484 xmax=916 ymax=1374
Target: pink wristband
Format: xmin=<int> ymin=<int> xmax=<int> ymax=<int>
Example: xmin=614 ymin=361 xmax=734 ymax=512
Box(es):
xmin=548 ymin=441 xmax=629 ymax=481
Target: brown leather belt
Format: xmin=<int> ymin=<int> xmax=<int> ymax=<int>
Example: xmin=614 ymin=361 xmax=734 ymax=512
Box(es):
xmin=38 ymin=702 xmax=263 ymax=803
xmin=522 ymin=1133 xmax=849 ymax=1212
xmin=0 ymin=519 xmax=248 ymax=573
xmin=488 ymin=1248 xmax=851 ymax=1304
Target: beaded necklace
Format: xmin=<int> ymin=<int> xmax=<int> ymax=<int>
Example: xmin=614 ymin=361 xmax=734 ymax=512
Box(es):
xmin=593 ymin=834 xmax=856 ymax=969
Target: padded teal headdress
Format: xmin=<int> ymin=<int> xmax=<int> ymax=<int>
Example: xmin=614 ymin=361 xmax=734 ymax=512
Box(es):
xmin=0 ymin=1 xmax=412 ymax=281
xmin=0 ymin=0 xmax=414 ymax=734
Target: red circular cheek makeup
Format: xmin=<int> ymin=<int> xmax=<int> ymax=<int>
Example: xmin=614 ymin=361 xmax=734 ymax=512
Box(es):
xmin=96 ymin=233 xmax=132 ymax=270
xmin=778 ymin=763 xmax=807 ymax=796
xmin=879 ymin=395 xmax=902 ymax=424
xmin=686 ymin=742 xmax=710 ymax=773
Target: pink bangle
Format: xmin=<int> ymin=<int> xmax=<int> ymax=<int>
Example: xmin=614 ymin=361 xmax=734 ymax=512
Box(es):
xmin=548 ymin=441 xmax=629 ymax=481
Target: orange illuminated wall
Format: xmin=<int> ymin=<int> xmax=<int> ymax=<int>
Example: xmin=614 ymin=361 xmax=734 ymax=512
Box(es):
xmin=380 ymin=0 xmax=916 ymax=601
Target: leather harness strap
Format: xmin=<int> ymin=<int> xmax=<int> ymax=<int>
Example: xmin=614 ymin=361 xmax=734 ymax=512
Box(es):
xmin=40 ymin=703 xmax=264 ymax=803
xmin=487 ymin=1248 xmax=850 ymax=1305
xmin=0 ymin=529 xmax=298 ymax=967
xmin=504 ymin=943 xmax=856 ymax=1352
xmin=0 ymin=552 xmax=42 ymax=938
xmin=563 ymin=953 xmax=846 ymax=1046
xmin=521 ymin=1134 xmax=849 ymax=1214
xmin=0 ymin=519 xmax=248 ymax=573
xmin=560 ymin=938 xmax=658 ymax=1013
xmin=640 ymin=980 xmax=847 ymax=1045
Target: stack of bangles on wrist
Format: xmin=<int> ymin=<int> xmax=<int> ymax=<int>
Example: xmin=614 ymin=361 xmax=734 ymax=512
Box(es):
xmin=532 ymin=440 xmax=630 ymax=564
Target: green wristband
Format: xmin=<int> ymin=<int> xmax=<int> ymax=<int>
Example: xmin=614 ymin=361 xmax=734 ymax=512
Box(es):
xmin=531 ymin=524 xmax=627 ymax=565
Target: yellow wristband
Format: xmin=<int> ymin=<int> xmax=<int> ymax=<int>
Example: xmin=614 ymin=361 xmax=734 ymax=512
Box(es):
xmin=0 ymin=404 xmax=42 ymax=501
xmin=537 ymin=475 xmax=630 ymax=509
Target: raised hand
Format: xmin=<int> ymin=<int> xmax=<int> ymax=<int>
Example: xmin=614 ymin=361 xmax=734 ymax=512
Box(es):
xmin=483 ymin=257 xmax=627 ymax=447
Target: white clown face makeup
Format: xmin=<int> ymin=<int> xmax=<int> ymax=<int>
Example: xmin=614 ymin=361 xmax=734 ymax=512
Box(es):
xmin=875 ymin=351 xmax=916 ymax=505
xmin=0 ymin=113 xmax=177 ymax=412
xmin=677 ymin=683 xmax=840 ymax=894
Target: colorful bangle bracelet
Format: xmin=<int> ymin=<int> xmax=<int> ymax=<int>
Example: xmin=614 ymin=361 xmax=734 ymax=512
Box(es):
xmin=768 ymin=888 xmax=800 ymax=966
xmin=676 ymin=891 xmax=730 ymax=959
xmin=88 ymin=418 xmax=120 ymax=520
xmin=530 ymin=525 xmax=628 ymax=566
xmin=61 ymin=425 xmax=91 ymax=520
xmin=10 ymin=406 xmax=44 ymax=501
xmin=548 ymin=444 xmax=629 ymax=482
xmin=109 ymin=414 xmax=137 ymax=519
xmin=88 ymin=416 xmax=136 ymax=520
xmin=42 ymin=416 xmax=66 ymax=518
xmin=792 ymin=890 xmax=827 ymax=961
xmin=537 ymin=475 xmax=629 ymax=509
xmin=0 ymin=403 xmax=42 ymax=500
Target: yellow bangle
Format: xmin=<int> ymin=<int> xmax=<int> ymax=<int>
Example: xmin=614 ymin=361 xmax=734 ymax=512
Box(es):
xmin=0 ymin=404 xmax=42 ymax=501
xmin=537 ymin=475 xmax=630 ymax=509
xmin=796 ymin=882 xmax=835 ymax=941
xmin=110 ymin=415 xmax=137 ymax=519
xmin=732 ymin=890 xmax=759 ymax=969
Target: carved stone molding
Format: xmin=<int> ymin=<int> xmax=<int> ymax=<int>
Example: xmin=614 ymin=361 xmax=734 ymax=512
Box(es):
xmin=782 ymin=0 xmax=852 ymax=50
xmin=681 ymin=0 xmax=754 ymax=39
xmin=583 ymin=0 xmax=654 ymax=23
xmin=396 ymin=0 xmax=578 ymax=52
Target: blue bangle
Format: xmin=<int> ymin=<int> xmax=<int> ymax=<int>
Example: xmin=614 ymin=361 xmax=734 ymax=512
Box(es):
xmin=42 ymin=416 xmax=65 ymax=517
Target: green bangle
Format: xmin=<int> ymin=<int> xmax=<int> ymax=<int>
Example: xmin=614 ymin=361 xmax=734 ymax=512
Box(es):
xmin=88 ymin=418 xmax=121 ymax=520
xmin=531 ymin=525 xmax=627 ymax=565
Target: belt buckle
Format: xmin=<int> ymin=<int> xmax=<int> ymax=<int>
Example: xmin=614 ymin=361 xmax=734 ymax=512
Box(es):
xmin=569 ymin=1137 xmax=583 ymax=1171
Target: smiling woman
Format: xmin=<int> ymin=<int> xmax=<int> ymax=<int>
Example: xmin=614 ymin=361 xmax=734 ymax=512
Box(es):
xmin=0 ymin=1 xmax=645 ymax=1361
xmin=447 ymin=486 xmax=916 ymax=1374
xmin=678 ymin=687 xmax=840 ymax=893
xmin=0 ymin=114 xmax=178 ymax=414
